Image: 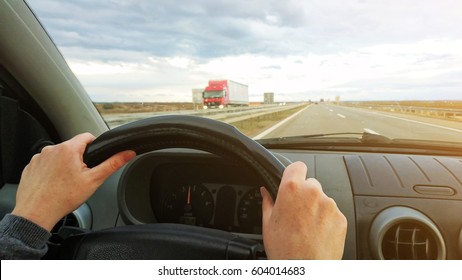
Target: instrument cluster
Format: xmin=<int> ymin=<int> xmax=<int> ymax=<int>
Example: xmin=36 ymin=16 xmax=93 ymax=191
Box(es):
xmin=149 ymin=158 xmax=265 ymax=234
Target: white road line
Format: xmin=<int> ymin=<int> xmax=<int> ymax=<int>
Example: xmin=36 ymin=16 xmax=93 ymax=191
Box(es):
xmin=337 ymin=114 xmax=346 ymax=119
xmin=329 ymin=109 xmax=333 ymax=112
xmin=253 ymin=105 xmax=311 ymax=140
xmin=360 ymin=109 xmax=462 ymax=133
xmin=364 ymin=128 xmax=380 ymax=135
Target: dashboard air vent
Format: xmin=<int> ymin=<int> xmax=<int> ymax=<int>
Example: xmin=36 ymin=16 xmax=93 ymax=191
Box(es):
xmin=370 ymin=206 xmax=446 ymax=260
xmin=51 ymin=213 xmax=80 ymax=233
xmin=50 ymin=204 xmax=92 ymax=234
xmin=381 ymin=222 xmax=437 ymax=260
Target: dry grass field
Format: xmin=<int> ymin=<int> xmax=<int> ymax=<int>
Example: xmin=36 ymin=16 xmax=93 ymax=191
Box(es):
xmin=343 ymin=100 xmax=462 ymax=121
xmin=94 ymin=102 xmax=265 ymax=114
xmin=95 ymin=102 xmax=194 ymax=114
xmin=345 ymin=100 xmax=462 ymax=109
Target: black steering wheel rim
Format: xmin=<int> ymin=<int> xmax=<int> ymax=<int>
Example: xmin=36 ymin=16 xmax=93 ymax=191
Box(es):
xmin=61 ymin=115 xmax=286 ymax=259
xmin=84 ymin=115 xmax=284 ymax=198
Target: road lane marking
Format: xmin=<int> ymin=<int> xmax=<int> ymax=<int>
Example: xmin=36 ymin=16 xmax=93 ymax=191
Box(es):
xmin=253 ymin=105 xmax=311 ymax=139
xmin=345 ymin=107 xmax=462 ymax=133
xmin=364 ymin=128 xmax=380 ymax=135
xmin=329 ymin=109 xmax=333 ymax=112
xmin=337 ymin=114 xmax=346 ymax=119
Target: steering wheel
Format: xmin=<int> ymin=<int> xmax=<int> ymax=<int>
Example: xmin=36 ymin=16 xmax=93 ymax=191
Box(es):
xmin=58 ymin=115 xmax=286 ymax=259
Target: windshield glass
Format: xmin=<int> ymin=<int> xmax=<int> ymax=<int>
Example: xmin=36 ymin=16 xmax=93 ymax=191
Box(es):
xmin=28 ymin=0 xmax=462 ymax=143
xmin=203 ymin=91 xmax=224 ymax=98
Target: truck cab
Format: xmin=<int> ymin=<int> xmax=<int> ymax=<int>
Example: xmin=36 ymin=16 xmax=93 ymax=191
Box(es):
xmin=203 ymin=80 xmax=228 ymax=109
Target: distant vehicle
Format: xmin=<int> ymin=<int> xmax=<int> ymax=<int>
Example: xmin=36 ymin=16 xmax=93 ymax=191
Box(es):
xmin=264 ymin=92 xmax=274 ymax=104
xmin=202 ymin=80 xmax=249 ymax=109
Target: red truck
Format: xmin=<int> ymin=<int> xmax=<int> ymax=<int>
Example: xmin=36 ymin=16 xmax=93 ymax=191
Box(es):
xmin=202 ymin=80 xmax=249 ymax=109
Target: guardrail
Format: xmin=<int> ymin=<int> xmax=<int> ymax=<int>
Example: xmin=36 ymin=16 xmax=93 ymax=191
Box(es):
xmin=196 ymin=103 xmax=286 ymax=117
xmin=103 ymin=103 xmax=306 ymax=128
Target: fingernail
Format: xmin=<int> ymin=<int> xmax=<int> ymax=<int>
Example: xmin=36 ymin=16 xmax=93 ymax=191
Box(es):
xmin=260 ymin=186 xmax=266 ymax=197
xmin=124 ymin=150 xmax=137 ymax=162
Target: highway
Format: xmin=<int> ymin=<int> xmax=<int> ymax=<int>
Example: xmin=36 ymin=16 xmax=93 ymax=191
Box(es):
xmin=255 ymin=104 xmax=462 ymax=143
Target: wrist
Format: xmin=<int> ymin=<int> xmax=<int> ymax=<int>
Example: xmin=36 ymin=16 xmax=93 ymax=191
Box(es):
xmin=11 ymin=208 xmax=56 ymax=232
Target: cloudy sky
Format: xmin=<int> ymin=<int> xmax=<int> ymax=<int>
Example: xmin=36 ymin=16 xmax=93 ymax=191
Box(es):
xmin=28 ymin=0 xmax=462 ymax=102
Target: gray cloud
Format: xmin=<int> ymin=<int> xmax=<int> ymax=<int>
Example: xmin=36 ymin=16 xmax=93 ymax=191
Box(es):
xmin=31 ymin=0 xmax=311 ymax=59
xmin=31 ymin=0 xmax=462 ymax=60
xmin=27 ymin=0 xmax=462 ymax=101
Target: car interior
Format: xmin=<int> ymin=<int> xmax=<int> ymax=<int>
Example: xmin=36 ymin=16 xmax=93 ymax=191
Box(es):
xmin=1 ymin=0 xmax=461 ymax=260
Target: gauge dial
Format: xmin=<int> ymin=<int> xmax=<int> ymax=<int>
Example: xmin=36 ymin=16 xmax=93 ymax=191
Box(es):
xmin=160 ymin=184 xmax=214 ymax=226
xmin=237 ymin=187 xmax=262 ymax=234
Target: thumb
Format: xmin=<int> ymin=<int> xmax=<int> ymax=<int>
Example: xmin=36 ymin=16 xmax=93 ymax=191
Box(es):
xmin=260 ymin=186 xmax=274 ymax=227
xmin=89 ymin=150 xmax=136 ymax=185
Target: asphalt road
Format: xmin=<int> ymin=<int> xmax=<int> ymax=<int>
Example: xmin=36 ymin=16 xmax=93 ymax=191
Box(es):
xmin=255 ymin=104 xmax=462 ymax=143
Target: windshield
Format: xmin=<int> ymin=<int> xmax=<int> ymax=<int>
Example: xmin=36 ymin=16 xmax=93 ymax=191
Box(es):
xmin=28 ymin=0 xmax=462 ymax=144
xmin=203 ymin=91 xmax=224 ymax=98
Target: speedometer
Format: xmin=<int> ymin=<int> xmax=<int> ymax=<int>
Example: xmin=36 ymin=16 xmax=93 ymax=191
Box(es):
xmin=159 ymin=184 xmax=214 ymax=226
xmin=237 ymin=187 xmax=262 ymax=234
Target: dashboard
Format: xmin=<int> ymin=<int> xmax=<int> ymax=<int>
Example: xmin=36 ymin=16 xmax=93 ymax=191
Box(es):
xmin=110 ymin=148 xmax=462 ymax=260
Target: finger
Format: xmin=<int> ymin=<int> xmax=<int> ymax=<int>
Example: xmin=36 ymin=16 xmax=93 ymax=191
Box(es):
xmin=39 ymin=145 xmax=55 ymax=155
xmin=65 ymin=133 xmax=97 ymax=154
xmin=280 ymin=161 xmax=307 ymax=188
xmin=88 ymin=150 xmax=136 ymax=186
xmin=260 ymin=186 xmax=274 ymax=227
xmin=277 ymin=162 xmax=308 ymax=200
xmin=70 ymin=132 xmax=96 ymax=145
xmin=305 ymin=177 xmax=323 ymax=191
